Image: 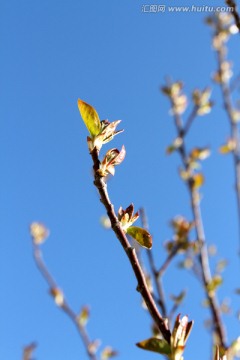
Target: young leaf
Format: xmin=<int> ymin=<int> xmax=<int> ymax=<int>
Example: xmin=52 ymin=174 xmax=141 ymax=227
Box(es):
xmin=136 ymin=337 xmax=171 ymax=356
xmin=78 ymin=99 xmax=101 ymax=137
xmin=126 ymin=226 xmax=152 ymax=249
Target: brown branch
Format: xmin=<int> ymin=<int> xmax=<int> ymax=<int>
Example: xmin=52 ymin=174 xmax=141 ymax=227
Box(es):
xmin=226 ymin=0 xmax=240 ymax=32
xmin=182 ymin=106 xmax=198 ymax=138
xmin=32 ymin=243 xmax=98 ymax=360
xmin=90 ymin=147 xmax=171 ymax=344
xmin=171 ymin=104 xmax=227 ymax=348
xmin=158 ymin=245 xmax=181 ymax=277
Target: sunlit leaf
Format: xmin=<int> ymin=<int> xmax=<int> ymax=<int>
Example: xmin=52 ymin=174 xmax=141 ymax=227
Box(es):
xmin=136 ymin=337 xmax=171 ymax=355
xmin=78 ymin=99 xmax=101 ymax=137
xmin=126 ymin=226 xmax=152 ymax=249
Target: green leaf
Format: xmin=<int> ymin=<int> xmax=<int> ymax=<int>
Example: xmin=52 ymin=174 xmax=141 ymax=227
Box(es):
xmin=136 ymin=337 xmax=171 ymax=356
xmin=127 ymin=226 xmax=152 ymax=249
xmin=78 ymin=99 xmax=101 ymax=137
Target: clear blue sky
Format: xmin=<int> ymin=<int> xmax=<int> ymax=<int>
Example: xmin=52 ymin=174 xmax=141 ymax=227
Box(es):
xmin=1 ymin=1 xmax=240 ymax=359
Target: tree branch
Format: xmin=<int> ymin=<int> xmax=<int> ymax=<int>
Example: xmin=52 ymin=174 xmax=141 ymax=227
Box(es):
xmin=90 ymin=147 xmax=171 ymax=344
xmin=171 ymin=105 xmax=227 ymax=348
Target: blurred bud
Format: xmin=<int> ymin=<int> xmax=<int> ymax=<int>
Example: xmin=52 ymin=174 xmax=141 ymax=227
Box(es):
xmin=162 ymin=81 xmax=188 ymax=115
xmin=78 ymin=306 xmax=90 ymax=327
xmin=207 ymin=275 xmax=223 ymax=297
xmin=192 ymin=88 xmax=213 ymax=115
xmin=101 ymin=347 xmax=118 ymax=360
xmin=190 ymin=147 xmax=211 ymax=161
xmin=50 ymin=287 xmax=64 ymax=307
xmin=88 ymin=340 xmax=101 ymax=355
xmin=219 ymin=138 xmax=236 ymax=154
xmin=166 ymin=137 xmax=183 ymax=155
xmin=191 ymin=173 xmax=205 ymax=190
xmin=100 ymin=215 xmax=111 ymax=229
xmin=30 ymin=222 xmax=49 ymax=245
xmin=213 ymin=61 xmax=233 ymax=84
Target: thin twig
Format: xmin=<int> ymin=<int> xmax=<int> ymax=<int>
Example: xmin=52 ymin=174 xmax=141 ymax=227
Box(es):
xmin=182 ymin=106 xmax=198 ymax=138
xmin=22 ymin=342 xmax=37 ymax=360
xmin=32 ymin=243 xmax=98 ymax=360
xmin=139 ymin=208 xmax=167 ymax=318
xmin=171 ymin=104 xmax=227 ymax=348
xmin=90 ymin=148 xmax=171 ymax=344
xmin=229 ymin=73 xmax=240 ymax=93
xmin=216 ymin=46 xmax=240 ymax=249
xmin=158 ymin=245 xmax=181 ymax=277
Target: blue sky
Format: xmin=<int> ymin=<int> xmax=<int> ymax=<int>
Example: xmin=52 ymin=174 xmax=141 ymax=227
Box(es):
xmin=1 ymin=1 xmax=240 ymax=359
